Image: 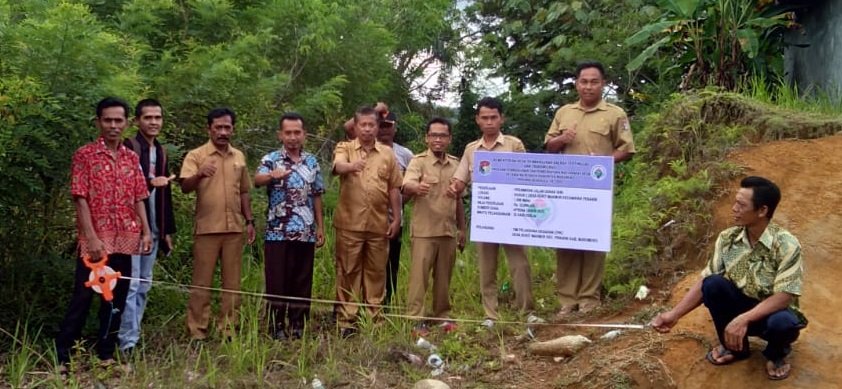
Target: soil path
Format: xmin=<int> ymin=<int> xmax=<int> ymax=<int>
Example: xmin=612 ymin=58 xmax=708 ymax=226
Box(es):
xmin=663 ymin=134 xmax=842 ymax=388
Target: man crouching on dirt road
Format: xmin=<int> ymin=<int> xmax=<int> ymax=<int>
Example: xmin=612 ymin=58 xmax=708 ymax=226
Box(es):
xmin=651 ymin=176 xmax=807 ymax=381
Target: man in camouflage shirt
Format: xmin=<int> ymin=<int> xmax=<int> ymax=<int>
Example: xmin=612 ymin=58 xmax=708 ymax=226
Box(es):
xmin=651 ymin=176 xmax=806 ymax=381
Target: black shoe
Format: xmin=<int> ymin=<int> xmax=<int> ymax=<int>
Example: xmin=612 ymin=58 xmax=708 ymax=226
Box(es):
xmin=271 ymin=328 xmax=288 ymax=341
xmin=290 ymin=328 xmax=304 ymax=340
xmin=339 ymin=328 xmax=356 ymax=339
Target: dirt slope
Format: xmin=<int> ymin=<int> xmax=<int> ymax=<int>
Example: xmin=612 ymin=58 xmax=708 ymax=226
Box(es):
xmin=510 ymin=135 xmax=842 ymax=389
xmin=662 ymin=134 xmax=842 ymax=388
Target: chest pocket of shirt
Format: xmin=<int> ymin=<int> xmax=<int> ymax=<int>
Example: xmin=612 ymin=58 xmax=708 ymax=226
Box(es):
xmin=587 ymin=120 xmax=611 ymax=136
xmin=232 ymin=162 xmax=245 ymax=192
xmin=376 ymin=164 xmax=390 ymax=191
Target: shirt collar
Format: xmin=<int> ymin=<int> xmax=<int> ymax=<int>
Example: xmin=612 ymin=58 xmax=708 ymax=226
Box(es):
xmin=735 ymin=224 xmax=776 ymax=249
xmin=423 ymin=149 xmax=451 ymax=165
xmin=353 ymin=139 xmax=383 ymax=153
xmin=204 ymin=141 xmax=233 ymax=156
xmin=573 ymin=100 xmax=609 ymax=113
xmin=478 ymin=132 xmax=506 ymax=149
xmin=279 ymin=147 xmax=307 ymax=162
xmin=95 ymin=137 xmax=129 ymax=157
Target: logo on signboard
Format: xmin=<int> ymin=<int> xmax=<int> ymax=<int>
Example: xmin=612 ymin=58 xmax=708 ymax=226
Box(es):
xmin=591 ymin=164 xmax=606 ymax=181
xmin=527 ymin=198 xmax=552 ymax=226
xmin=479 ymin=160 xmax=492 ymax=175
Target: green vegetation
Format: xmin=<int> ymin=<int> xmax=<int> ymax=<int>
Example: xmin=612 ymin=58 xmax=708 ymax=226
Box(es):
xmin=606 ymin=90 xmax=842 ymax=295
xmin=3 ymin=0 xmax=842 ymax=387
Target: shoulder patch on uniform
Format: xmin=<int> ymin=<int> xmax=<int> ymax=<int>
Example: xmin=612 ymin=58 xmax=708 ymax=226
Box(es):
xmin=621 ymin=117 xmax=631 ymax=132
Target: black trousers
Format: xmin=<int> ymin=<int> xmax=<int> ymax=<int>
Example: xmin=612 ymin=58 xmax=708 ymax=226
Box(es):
xmin=701 ymin=275 xmax=804 ymax=361
xmin=264 ymin=240 xmax=315 ymax=331
xmin=384 ymin=226 xmax=402 ymax=305
xmin=55 ymin=254 xmax=131 ymax=364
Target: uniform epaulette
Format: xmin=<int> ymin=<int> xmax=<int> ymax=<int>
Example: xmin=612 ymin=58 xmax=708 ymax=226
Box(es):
xmin=603 ymin=102 xmax=626 ymax=113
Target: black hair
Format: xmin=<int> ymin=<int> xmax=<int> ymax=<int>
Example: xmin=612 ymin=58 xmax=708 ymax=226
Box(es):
xmin=207 ymin=107 xmax=236 ymax=126
xmin=279 ymin=112 xmax=306 ymax=129
xmin=425 ymin=117 xmax=452 ymax=134
xmin=740 ymin=176 xmax=781 ymax=219
xmin=134 ymin=98 xmax=163 ymax=118
xmin=476 ymin=96 xmax=503 ymax=115
xmin=96 ymin=97 xmax=130 ymax=118
xmin=354 ymin=106 xmax=378 ymax=122
xmin=575 ymin=61 xmax=606 ymax=79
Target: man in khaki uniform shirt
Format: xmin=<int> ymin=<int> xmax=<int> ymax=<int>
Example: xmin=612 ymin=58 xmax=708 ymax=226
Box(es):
xmin=544 ymin=61 xmax=635 ymax=318
xmin=449 ymin=97 xmax=537 ymax=327
xmin=332 ymin=106 xmax=402 ymax=336
xmin=403 ymin=118 xmax=466 ymax=332
xmin=180 ymin=107 xmax=256 ymax=340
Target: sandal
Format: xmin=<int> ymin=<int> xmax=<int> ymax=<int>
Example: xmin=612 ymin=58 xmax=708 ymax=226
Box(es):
xmin=766 ymin=358 xmax=791 ymax=380
xmin=705 ymin=345 xmax=749 ymax=366
xmin=57 ymin=364 xmax=69 ymax=380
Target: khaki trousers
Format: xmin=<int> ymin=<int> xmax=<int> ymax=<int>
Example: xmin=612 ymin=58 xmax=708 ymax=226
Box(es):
xmin=477 ymin=242 xmax=533 ymax=320
xmin=406 ymin=236 xmax=457 ymax=318
xmin=186 ymin=232 xmax=244 ymax=339
xmin=334 ymin=228 xmax=388 ymax=329
xmin=555 ymin=249 xmax=605 ymax=306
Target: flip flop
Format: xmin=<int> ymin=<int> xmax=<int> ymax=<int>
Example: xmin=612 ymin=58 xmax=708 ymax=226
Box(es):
xmin=767 ymin=358 xmax=791 ymax=380
xmin=705 ymin=345 xmax=749 ymax=366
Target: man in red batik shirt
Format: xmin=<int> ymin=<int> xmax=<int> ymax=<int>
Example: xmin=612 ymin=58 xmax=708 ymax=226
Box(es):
xmin=55 ymin=97 xmax=152 ymax=374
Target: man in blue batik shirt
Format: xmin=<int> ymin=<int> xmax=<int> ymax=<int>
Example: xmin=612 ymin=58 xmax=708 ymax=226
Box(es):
xmin=255 ymin=112 xmax=325 ymax=340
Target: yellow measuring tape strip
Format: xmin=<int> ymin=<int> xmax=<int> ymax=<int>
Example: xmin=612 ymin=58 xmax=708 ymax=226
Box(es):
xmin=119 ymin=275 xmax=648 ymax=330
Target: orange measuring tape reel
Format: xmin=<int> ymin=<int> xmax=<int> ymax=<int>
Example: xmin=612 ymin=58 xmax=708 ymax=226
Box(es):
xmin=82 ymin=254 xmax=122 ymax=302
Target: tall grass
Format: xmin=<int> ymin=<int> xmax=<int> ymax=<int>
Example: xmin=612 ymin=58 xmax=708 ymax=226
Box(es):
xmin=740 ymin=74 xmax=842 ymax=114
xmin=5 ymin=89 xmax=842 ymax=387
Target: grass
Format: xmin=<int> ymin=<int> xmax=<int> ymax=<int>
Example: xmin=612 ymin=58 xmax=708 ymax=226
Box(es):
xmin=0 ymin=213 xmax=566 ymax=387
xmin=3 ymin=88 xmax=842 ymax=387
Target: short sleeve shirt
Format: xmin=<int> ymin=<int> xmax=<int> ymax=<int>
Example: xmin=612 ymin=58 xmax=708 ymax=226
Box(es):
xmin=71 ymin=138 xmax=149 ymax=255
xmin=453 ymin=133 xmax=525 ymax=185
xmin=402 ymin=150 xmax=460 ymax=238
xmin=332 ymin=139 xmax=403 ymax=233
xmin=701 ymin=223 xmax=806 ymax=322
xmin=180 ymin=142 xmax=251 ymax=235
xmin=392 ymin=143 xmax=415 ymax=172
xmin=257 ymin=149 xmax=325 ymax=242
xmin=545 ymin=100 xmax=636 ymax=156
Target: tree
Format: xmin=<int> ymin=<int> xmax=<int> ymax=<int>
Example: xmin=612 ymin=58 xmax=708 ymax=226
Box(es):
xmin=624 ymin=0 xmax=800 ymax=91
xmin=466 ymin=0 xmax=660 ymax=106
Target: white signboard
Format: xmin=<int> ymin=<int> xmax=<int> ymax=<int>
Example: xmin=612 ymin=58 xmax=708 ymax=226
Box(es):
xmin=470 ymin=151 xmax=614 ymax=252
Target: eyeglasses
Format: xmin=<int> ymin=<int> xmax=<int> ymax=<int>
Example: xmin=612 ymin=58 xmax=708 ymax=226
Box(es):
xmin=426 ymin=133 xmax=450 ymax=139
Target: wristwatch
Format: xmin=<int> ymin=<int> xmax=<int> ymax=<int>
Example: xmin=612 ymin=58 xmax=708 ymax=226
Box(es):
xmin=245 ymin=219 xmax=255 ymax=226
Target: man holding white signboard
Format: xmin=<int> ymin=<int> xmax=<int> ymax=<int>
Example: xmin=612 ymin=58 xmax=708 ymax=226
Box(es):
xmin=448 ymin=97 xmax=538 ymax=328
xmin=544 ymin=61 xmax=636 ymax=319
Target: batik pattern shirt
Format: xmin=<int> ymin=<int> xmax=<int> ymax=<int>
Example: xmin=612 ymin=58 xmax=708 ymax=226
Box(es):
xmin=702 ymin=223 xmax=806 ymax=323
xmin=71 ymin=138 xmax=148 ymax=255
xmin=257 ymin=149 xmax=324 ymax=242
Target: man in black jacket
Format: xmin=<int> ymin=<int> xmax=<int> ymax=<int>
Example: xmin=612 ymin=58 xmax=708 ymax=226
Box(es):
xmin=119 ymin=98 xmax=176 ymax=353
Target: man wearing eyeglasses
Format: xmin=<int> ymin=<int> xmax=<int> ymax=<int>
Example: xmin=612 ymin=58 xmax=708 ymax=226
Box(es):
xmin=402 ymin=117 xmax=466 ymax=335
